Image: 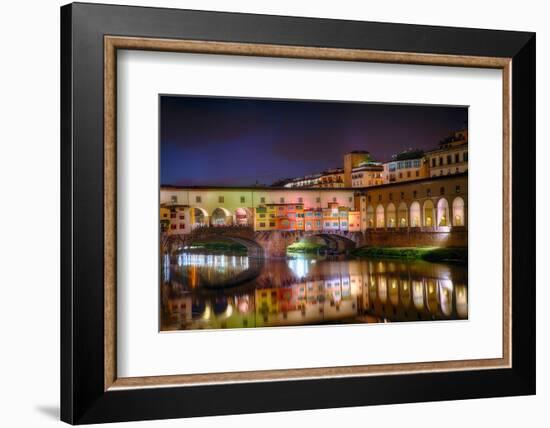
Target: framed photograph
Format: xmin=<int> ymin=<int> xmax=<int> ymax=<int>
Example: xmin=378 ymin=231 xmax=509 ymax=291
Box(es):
xmin=61 ymin=2 xmax=535 ymax=424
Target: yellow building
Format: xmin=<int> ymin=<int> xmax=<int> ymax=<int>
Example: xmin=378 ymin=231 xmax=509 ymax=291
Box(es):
xmin=344 ymin=151 xmax=376 ymax=186
xmin=318 ymin=168 xmax=345 ymax=188
xmin=383 ymin=149 xmax=429 ymax=183
xmin=426 ymin=130 xmax=468 ymax=177
xmin=348 ymin=211 xmax=361 ymax=232
xmin=160 ymin=207 xmax=170 ymax=233
xmin=254 ymin=205 xmax=276 ymax=231
xmin=351 ymin=162 xmax=385 ymax=187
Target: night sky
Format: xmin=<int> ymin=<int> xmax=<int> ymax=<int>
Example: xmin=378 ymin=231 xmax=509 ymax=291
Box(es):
xmin=160 ymin=95 xmax=467 ymax=187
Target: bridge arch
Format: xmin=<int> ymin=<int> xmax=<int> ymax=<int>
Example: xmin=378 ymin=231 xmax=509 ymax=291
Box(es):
xmin=314 ymin=233 xmax=357 ymax=252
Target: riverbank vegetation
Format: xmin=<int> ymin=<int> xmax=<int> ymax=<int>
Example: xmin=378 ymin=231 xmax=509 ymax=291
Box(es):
xmin=351 ymin=246 xmax=467 ymax=264
xmin=286 ymin=242 xmax=328 ymax=254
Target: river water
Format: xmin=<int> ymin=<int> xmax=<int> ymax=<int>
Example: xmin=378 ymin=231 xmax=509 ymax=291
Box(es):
xmin=160 ymin=253 xmax=468 ymax=331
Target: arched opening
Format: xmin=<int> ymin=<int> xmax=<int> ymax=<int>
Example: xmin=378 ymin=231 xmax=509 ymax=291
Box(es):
xmin=409 ymin=201 xmax=421 ymax=227
xmin=398 ymin=202 xmax=408 ymax=227
xmin=423 ymin=200 xmax=435 ymax=227
xmin=437 ymin=198 xmax=450 ymax=226
xmin=452 ymin=196 xmax=465 ymax=226
xmin=366 ymin=205 xmax=374 ymax=228
xmin=375 ymin=204 xmax=385 ymax=228
xmin=234 ymin=207 xmax=252 ymax=226
xmin=190 ymin=207 xmax=208 ymax=229
xmin=211 ymin=207 xmax=232 ymax=226
xmin=386 ymin=203 xmax=396 ymax=228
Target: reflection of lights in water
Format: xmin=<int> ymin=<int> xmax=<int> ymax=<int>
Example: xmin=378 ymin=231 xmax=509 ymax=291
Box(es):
xmin=223 ymin=303 xmax=233 ymax=319
xmin=237 ymin=297 xmax=249 ymax=313
xmin=201 ymin=303 xmax=211 ymax=320
xmin=378 ymin=276 xmax=387 ymax=303
xmin=288 ymin=257 xmax=309 ymax=278
xmin=455 ymin=285 xmax=468 ymax=318
xmin=439 ymin=280 xmax=454 ymax=316
xmin=413 ymin=281 xmax=424 ymax=310
xmin=389 ymin=278 xmax=399 ymax=305
xmin=164 ymin=254 xmax=468 ymax=330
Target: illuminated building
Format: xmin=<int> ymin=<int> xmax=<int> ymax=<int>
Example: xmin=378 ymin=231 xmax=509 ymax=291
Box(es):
xmin=357 ymin=173 xmax=467 ymax=231
xmin=318 ymin=168 xmax=345 ymax=188
xmin=426 ymin=129 xmax=468 ymax=177
xmin=304 ymin=208 xmax=323 ymax=231
xmin=348 ymin=211 xmax=361 ymax=232
xmin=383 ymin=149 xmax=429 ymax=183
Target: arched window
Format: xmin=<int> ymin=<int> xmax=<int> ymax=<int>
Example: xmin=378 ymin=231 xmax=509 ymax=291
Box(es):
xmin=386 ymin=203 xmax=396 ymax=228
xmin=235 ymin=207 xmax=252 ymax=226
xmin=211 ymin=207 xmax=231 ymax=226
xmin=409 ymin=201 xmax=421 ymax=227
xmin=423 ymin=200 xmax=435 ymax=227
xmin=437 ymin=198 xmax=450 ymax=226
xmin=398 ymin=202 xmax=408 ymax=227
xmin=376 ymin=204 xmax=385 ymax=228
xmin=452 ymin=196 xmax=465 ymax=226
xmin=366 ymin=205 xmax=374 ymax=228
xmin=190 ymin=207 xmax=208 ymax=228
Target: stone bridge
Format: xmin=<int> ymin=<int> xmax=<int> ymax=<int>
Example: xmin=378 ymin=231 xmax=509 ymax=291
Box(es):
xmin=162 ymin=226 xmax=365 ymax=258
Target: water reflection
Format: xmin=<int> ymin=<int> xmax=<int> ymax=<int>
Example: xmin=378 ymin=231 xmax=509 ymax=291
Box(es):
xmin=161 ymin=254 xmax=468 ymax=331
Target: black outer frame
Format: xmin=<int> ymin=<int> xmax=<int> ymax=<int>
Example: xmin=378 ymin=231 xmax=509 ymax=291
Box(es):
xmin=60 ymin=2 xmax=535 ymax=424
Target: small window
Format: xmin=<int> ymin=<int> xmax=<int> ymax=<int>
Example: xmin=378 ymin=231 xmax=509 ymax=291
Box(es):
xmin=456 ymin=185 xmax=461 ymax=193
xmin=260 ymin=197 xmax=266 ymax=203
xmin=413 ymin=190 xmax=417 ymax=198
xmin=431 ymin=158 xmax=436 ymax=167
xmin=447 ymin=155 xmax=452 ymax=164
xmin=349 ymin=197 xmax=353 ymax=203
xmin=440 ymin=187 xmax=445 ymax=195
xmin=240 ymin=196 xmax=245 ymax=203
xmin=298 ymin=197 xmax=303 ymax=203
xmin=367 ymin=195 xmax=371 ymax=203
xmin=259 ymin=222 xmax=266 ymax=228
xmin=170 ymin=195 xmax=177 ymax=203
xmin=427 ymin=188 xmax=431 ymax=196
xmin=400 ymin=192 xmax=404 ymax=199
xmin=195 ymin=196 xmax=201 ymax=203
xmin=378 ymin=194 xmax=382 ymax=202
xmin=389 ymin=193 xmax=393 ymax=201
xmin=333 ymin=197 xmax=337 ymax=202
xmin=218 ymin=196 xmax=224 ymax=203
xmin=280 ymin=197 xmax=285 ymax=204
xmin=463 ymin=151 xmax=468 ymax=162
xmin=415 ymin=170 xmax=419 ymax=177
xmin=179 ymin=224 xmax=185 ymax=229
xmin=170 ymin=224 xmax=176 ymax=230
xmin=455 ymin=153 xmax=460 ymax=163
xmin=316 ymin=197 xmax=321 ymax=203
